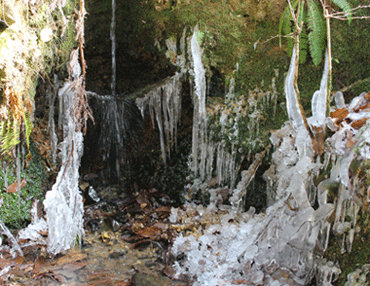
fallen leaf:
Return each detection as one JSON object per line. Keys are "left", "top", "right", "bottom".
{"left": 56, "top": 252, "right": 87, "bottom": 267}
{"left": 5, "top": 179, "right": 26, "bottom": 193}
{"left": 135, "top": 226, "right": 162, "bottom": 238}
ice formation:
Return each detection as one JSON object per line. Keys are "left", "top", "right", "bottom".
{"left": 284, "top": 45, "right": 306, "bottom": 131}
{"left": 136, "top": 73, "right": 183, "bottom": 164}
{"left": 43, "top": 81, "right": 85, "bottom": 255}
{"left": 171, "top": 46, "right": 369, "bottom": 285}
{"left": 191, "top": 26, "right": 206, "bottom": 119}
{"left": 190, "top": 26, "right": 208, "bottom": 178}
{"left": 308, "top": 50, "right": 328, "bottom": 128}
{"left": 189, "top": 27, "right": 240, "bottom": 187}
{"left": 135, "top": 29, "right": 187, "bottom": 164}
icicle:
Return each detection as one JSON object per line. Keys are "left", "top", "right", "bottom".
{"left": 334, "top": 91, "right": 346, "bottom": 109}
{"left": 191, "top": 26, "right": 206, "bottom": 118}
{"left": 0, "top": 219, "right": 23, "bottom": 257}
{"left": 190, "top": 26, "right": 207, "bottom": 177}
{"left": 309, "top": 50, "right": 329, "bottom": 128}
{"left": 284, "top": 45, "right": 305, "bottom": 131}
{"left": 135, "top": 74, "right": 183, "bottom": 164}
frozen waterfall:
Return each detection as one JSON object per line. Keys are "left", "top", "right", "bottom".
{"left": 43, "top": 81, "right": 85, "bottom": 255}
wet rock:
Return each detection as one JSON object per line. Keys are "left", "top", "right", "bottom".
{"left": 132, "top": 272, "right": 188, "bottom": 286}
{"left": 83, "top": 173, "right": 99, "bottom": 181}
{"left": 132, "top": 272, "right": 172, "bottom": 286}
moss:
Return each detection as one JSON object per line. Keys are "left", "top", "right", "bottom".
{"left": 325, "top": 210, "right": 370, "bottom": 285}
{"left": 0, "top": 140, "right": 47, "bottom": 229}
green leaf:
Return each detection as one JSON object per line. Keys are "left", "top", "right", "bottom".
{"left": 298, "top": 1, "right": 308, "bottom": 64}
{"left": 331, "top": 0, "right": 352, "bottom": 24}
{"left": 278, "top": 0, "right": 300, "bottom": 54}
{"left": 307, "top": 0, "right": 326, "bottom": 66}
{"left": 279, "top": 4, "right": 293, "bottom": 47}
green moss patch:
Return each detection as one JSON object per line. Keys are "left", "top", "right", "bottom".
{"left": 0, "top": 141, "right": 47, "bottom": 229}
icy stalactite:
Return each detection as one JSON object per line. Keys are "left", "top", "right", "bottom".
{"left": 43, "top": 82, "right": 84, "bottom": 255}
{"left": 135, "top": 29, "right": 187, "bottom": 164}
{"left": 0, "top": 219, "right": 23, "bottom": 257}
{"left": 191, "top": 26, "right": 206, "bottom": 118}
{"left": 315, "top": 259, "right": 341, "bottom": 286}
{"left": 284, "top": 45, "right": 305, "bottom": 131}
{"left": 136, "top": 73, "right": 183, "bottom": 164}
{"left": 189, "top": 27, "right": 240, "bottom": 187}
{"left": 190, "top": 26, "right": 207, "bottom": 178}
{"left": 344, "top": 264, "right": 370, "bottom": 285}
{"left": 308, "top": 50, "right": 329, "bottom": 128}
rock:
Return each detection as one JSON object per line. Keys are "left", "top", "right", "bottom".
{"left": 132, "top": 272, "right": 189, "bottom": 286}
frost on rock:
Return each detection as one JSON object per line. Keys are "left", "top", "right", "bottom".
{"left": 43, "top": 82, "right": 85, "bottom": 255}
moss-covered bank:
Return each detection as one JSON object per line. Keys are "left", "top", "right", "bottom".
{"left": 0, "top": 0, "right": 81, "bottom": 228}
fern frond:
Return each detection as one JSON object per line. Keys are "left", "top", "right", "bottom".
{"left": 331, "top": 0, "right": 352, "bottom": 24}
{"left": 9, "top": 117, "right": 20, "bottom": 149}
{"left": 298, "top": 1, "right": 308, "bottom": 64}
{"left": 307, "top": 0, "right": 326, "bottom": 66}
{"left": 279, "top": 0, "right": 300, "bottom": 54}
{"left": 1, "top": 117, "right": 20, "bottom": 155}
{"left": 279, "top": 3, "right": 293, "bottom": 47}
{"left": 299, "top": 25, "right": 309, "bottom": 64}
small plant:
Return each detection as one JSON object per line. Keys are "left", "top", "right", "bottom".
{"left": 279, "top": 0, "right": 352, "bottom": 66}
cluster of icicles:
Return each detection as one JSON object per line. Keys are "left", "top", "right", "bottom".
{"left": 169, "top": 44, "right": 370, "bottom": 285}
{"left": 136, "top": 27, "right": 242, "bottom": 188}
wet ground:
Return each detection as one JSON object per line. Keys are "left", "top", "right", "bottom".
{"left": 0, "top": 185, "right": 189, "bottom": 286}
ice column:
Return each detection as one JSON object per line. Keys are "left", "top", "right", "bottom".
{"left": 191, "top": 26, "right": 207, "bottom": 178}
{"left": 308, "top": 50, "right": 329, "bottom": 128}
{"left": 43, "top": 82, "right": 84, "bottom": 255}
{"left": 284, "top": 45, "right": 305, "bottom": 131}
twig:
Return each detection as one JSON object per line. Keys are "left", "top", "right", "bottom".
{"left": 1, "top": 0, "right": 9, "bottom": 27}
{"left": 260, "top": 33, "right": 294, "bottom": 45}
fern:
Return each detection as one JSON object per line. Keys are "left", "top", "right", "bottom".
{"left": 307, "top": 0, "right": 326, "bottom": 66}
{"left": 279, "top": 0, "right": 299, "bottom": 55}
{"left": 298, "top": 1, "right": 308, "bottom": 64}
{"left": 279, "top": 2, "right": 294, "bottom": 48}
{"left": 331, "top": 0, "right": 352, "bottom": 24}
{"left": 1, "top": 117, "right": 20, "bottom": 155}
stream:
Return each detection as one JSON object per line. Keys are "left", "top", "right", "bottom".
{"left": 0, "top": 185, "right": 189, "bottom": 286}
